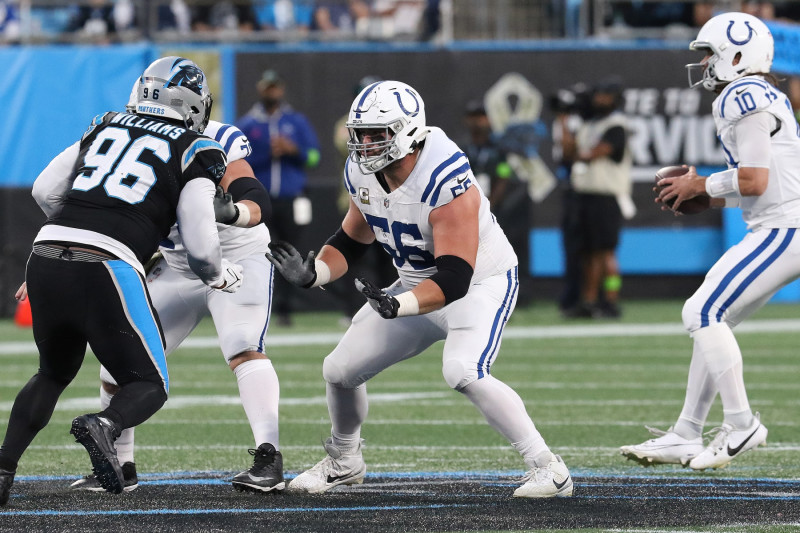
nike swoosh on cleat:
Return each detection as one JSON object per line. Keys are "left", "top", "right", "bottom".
{"left": 553, "top": 476, "right": 570, "bottom": 490}
{"left": 727, "top": 426, "right": 761, "bottom": 456}
{"left": 326, "top": 474, "right": 350, "bottom": 484}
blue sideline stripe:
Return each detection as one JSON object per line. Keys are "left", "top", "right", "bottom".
{"left": 0, "top": 504, "right": 473, "bottom": 517}
{"left": 107, "top": 261, "right": 169, "bottom": 392}
{"left": 16, "top": 471, "right": 800, "bottom": 483}
{"left": 579, "top": 495, "right": 800, "bottom": 501}
{"left": 714, "top": 228, "right": 795, "bottom": 323}
{"left": 700, "top": 228, "right": 778, "bottom": 328}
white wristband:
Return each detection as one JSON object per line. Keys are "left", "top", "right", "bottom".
{"left": 231, "top": 202, "right": 251, "bottom": 227}
{"left": 394, "top": 291, "right": 420, "bottom": 317}
{"left": 310, "top": 259, "right": 331, "bottom": 288}
{"left": 705, "top": 168, "right": 740, "bottom": 198}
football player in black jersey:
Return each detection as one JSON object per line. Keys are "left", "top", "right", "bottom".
{"left": 0, "top": 57, "right": 242, "bottom": 504}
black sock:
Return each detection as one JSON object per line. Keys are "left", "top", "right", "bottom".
{"left": 0, "top": 372, "right": 69, "bottom": 470}
{"left": 104, "top": 381, "right": 167, "bottom": 430}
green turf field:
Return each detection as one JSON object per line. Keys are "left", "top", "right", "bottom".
{"left": 1, "top": 299, "right": 799, "bottom": 482}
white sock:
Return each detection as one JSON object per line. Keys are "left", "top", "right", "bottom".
{"left": 101, "top": 385, "right": 135, "bottom": 464}
{"left": 460, "top": 376, "right": 550, "bottom": 468}
{"left": 327, "top": 382, "right": 367, "bottom": 452}
{"left": 674, "top": 347, "right": 717, "bottom": 440}
{"left": 693, "top": 324, "right": 752, "bottom": 427}
{"left": 234, "top": 358, "right": 280, "bottom": 449}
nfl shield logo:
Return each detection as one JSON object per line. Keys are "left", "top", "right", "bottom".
{"left": 383, "top": 198, "right": 390, "bottom": 208}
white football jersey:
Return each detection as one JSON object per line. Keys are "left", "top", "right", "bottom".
{"left": 161, "top": 120, "right": 271, "bottom": 276}
{"left": 343, "top": 127, "right": 517, "bottom": 288}
{"left": 713, "top": 76, "right": 800, "bottom": 229}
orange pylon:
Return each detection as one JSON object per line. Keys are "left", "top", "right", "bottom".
{"left": 14, "top": 296, "right": 32, "bottom": 328}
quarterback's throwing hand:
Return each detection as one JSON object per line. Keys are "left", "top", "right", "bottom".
{"left": 355, "top": 277, "right": 399, "bottom": 319}
{"left": 266, "top": 241, "right": 317, "bottom": 288}
{"left": 216, "top": 259, "right": 244, "bottom": 293}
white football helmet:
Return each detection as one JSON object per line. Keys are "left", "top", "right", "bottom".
{"left": 134, "top": 56, "right": 213, "bottom": 132}
{"left": 125, "top": 79, "right": 137, "bottom": 113}
{"left": 687, "top": 12, "right": 773, "bottom": 91}
{"left": 346, "top": 81, "right": 430, "bottom": 173}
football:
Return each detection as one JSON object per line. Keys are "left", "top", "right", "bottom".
{"left": 654, "top": 165, "right": 710, "bottom": 215}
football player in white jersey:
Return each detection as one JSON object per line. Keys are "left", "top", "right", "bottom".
{"left": 268, "top": 81, "right": 572, "bottom": 498}
{"left": 69, "top": 77, "right": 284, "bottom": 493}
{"left": 620, "top": 12, "right": 800, "bottom": 470}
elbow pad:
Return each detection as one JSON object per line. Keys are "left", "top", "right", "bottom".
{"left": 429, "top": 255, "right": 474, "bottom": 305}
{"left": 324, "top": 227, "right": 371, "bottom": 266}
{"left": 227, "top": 177, "right": 272, "bottom": 223}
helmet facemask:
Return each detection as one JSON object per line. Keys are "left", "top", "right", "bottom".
{"left": 347, "top": 119, "right": 408, "bottom": 173}
{"left": 686, "top": 46, "right": 717, "bottom": 90}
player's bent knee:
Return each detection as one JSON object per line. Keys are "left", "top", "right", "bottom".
{"left": 322, "top": 355, "right": 363, "bottom": 388}
{"left": 681, "top": 297, "right": 704, "bottom": 332}
{"left": 442, "top": 359, "right": 477, "bottom": 390}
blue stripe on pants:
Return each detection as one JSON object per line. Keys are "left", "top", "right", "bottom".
{"left": 107, "top": 260, "right": 169, "bottom": 393}
{"left": 700, "top": 228, "right": 778, "bottom": 328}
{"left": 477, "top": 267, "right": 518, "bottom": 379}
{"left": 714, "top": 228, "right": 796, "bottom": 323}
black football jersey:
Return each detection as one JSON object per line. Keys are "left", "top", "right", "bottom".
{"left": 49, "top": 112, "right": 227, "bottom": 263}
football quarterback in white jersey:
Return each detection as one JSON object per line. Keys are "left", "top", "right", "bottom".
{"left": 70, "top": 77, "right": 284, "bottom": 493}
{"left": 268, "top": 80, "right": 572, "bottom": 498}
{"left": 621, "top": 12, "right": 800, "bottom": 470}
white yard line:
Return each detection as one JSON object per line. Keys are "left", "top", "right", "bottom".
{"left": 3, "top": 318, "right": 800, "bottom": 356}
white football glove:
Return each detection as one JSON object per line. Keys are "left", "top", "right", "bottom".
{"left": 215, "top": 259, "right": 244, "bottom": 293}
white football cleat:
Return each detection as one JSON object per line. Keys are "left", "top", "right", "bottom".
{"left": 287, "top": 438, "right": 366, "bottom": 494}
{"left": 513, "top": 454, "right": 573, "bottom": 498}
{"left": 620, "top": 426, "right": 704, "bottom": 466}
{"left": 689, "top": 413, "right": 768, "bottom": 471}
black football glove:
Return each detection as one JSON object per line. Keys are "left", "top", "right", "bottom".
{"left": 355, "top": 277, "right": 399, "bottom": 319}
{"left": 213, "top": 186, "right": 239, "bottom": 224}
{"left": 266, "top": 240, "right": 317, "bottom": 288}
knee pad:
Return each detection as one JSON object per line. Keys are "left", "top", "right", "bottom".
{"left": 682, "top": 294, "right": 705, "bottom": 333}
{"left": 323, "top": 355, "right": 362, "bottom": 388}
{"left": 442, "top": 358, "right": 478, "bottom": 390}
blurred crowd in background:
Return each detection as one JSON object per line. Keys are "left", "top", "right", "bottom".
{"left": 2, "top": 0, "right": 800, "bottom": 45}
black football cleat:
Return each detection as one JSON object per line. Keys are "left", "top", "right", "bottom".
{"left": 71, "top": 462, "right": 139, "bottom": 492}
{"left": 232, "top": 443, "right": 285, "bottom": 493}
{"left": 0, "top": 468, "right": 14, "bottom": 506}
{"left": 70, "top": 414, "right": 124, "bottom": 494}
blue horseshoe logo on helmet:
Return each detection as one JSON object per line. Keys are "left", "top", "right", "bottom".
{"left": 727, "top": 20, "right": 754, "bottom": 45}
{"left": 394, "top": 89, "right": 420, "bottom": 117}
